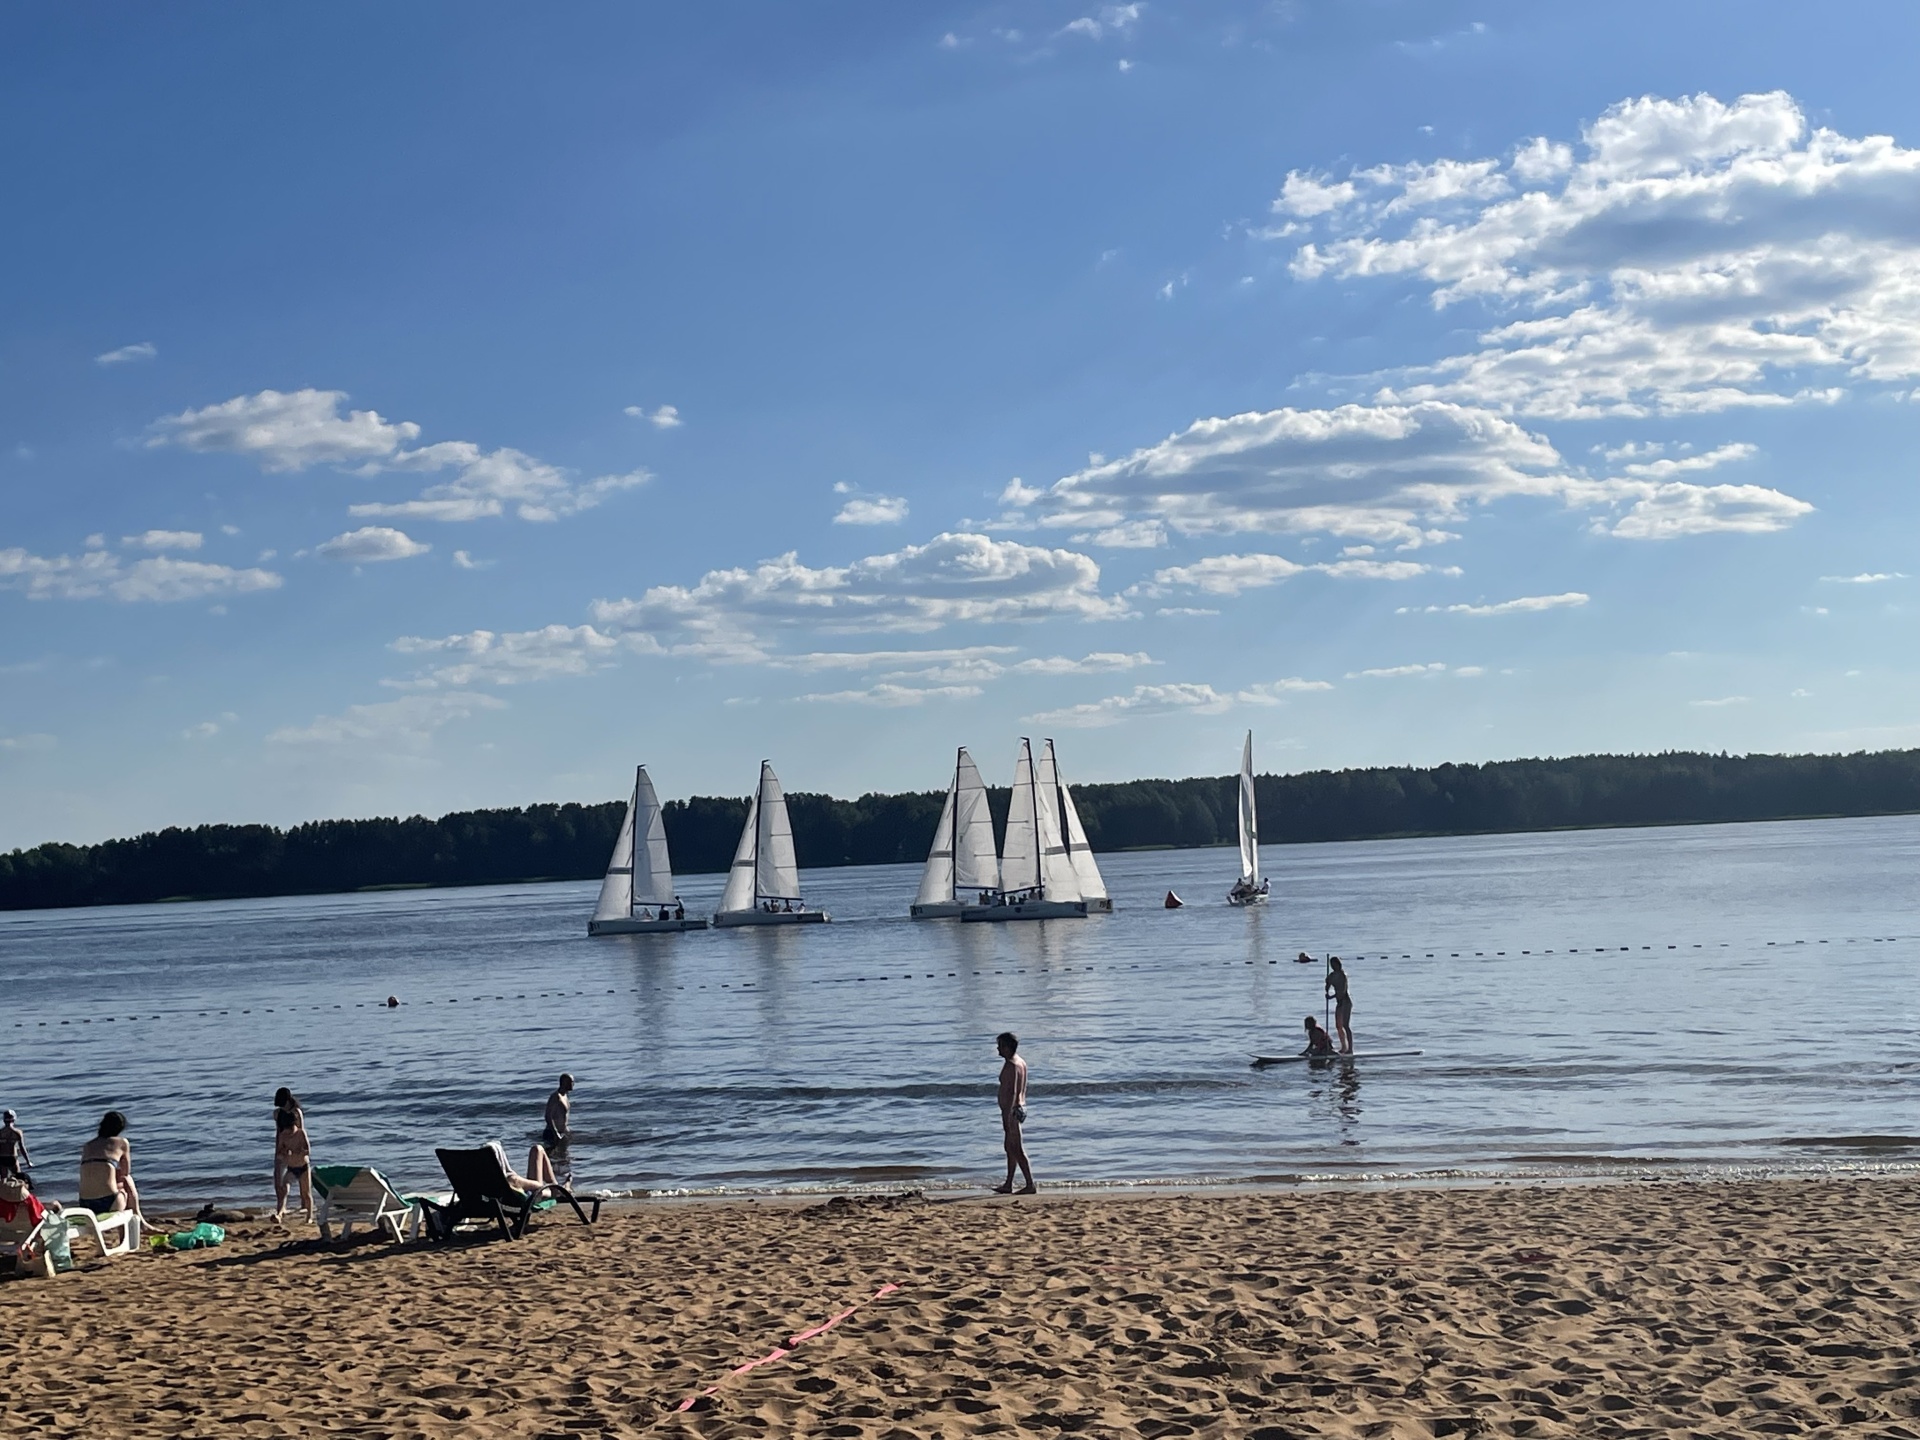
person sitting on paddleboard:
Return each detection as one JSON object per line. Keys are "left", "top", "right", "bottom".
{"left": 1302, "top": 1016, "right": 1334, "bottom": 1056}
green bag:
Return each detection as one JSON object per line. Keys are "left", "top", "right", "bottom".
{"left": 167, "top": 1221, "right": 225, "bottom": 1250}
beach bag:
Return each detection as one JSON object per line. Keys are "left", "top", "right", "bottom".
{"left": 167, "top": 1221, "right": 226, "bottom": 1250}
{"left": 37, "top": 1213, "right": 75, "bottom": 1275}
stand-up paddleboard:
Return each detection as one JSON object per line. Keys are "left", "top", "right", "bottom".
{"left": 1250, "top": 1049, "right": 1423, "bottom": 1066}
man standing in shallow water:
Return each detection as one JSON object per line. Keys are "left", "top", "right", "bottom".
{"left": 994, "top": 1032, "right": 1035, "bottom": 1195}
{"left": 543, "top": 1074, "right": 573, "bottom": 1151}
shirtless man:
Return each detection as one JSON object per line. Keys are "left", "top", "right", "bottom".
{"left": 0, "top": 1109, "right": 31, "bottom": 1185}
{"left": 994, "top": 1032, "right": 1035, "bottom": 1195}
{"left": 542, "top": 1073, "right": 574, "bottom": 1151}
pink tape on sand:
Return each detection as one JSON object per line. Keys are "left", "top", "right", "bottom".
{"left": 675, "top": 1283, "right": 901, "bottom": 1412}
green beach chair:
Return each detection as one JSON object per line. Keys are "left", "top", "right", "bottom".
{"left": 313, "top": 1165, "right": 443, "bottom": 1243}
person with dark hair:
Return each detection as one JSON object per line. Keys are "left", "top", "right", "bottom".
{"left": 0, "top": 1109, "right": 31, "bottom": 1186}
{"left": 993, "top": 1032, "right": 1035, "bottom": 1195}
{"left": 1326, "top": 957, "right": 1354, "bottom": 1054}
{"left": 542, "top": 1074, "right": 574, "bottom": 1151}
{"left": 1302, "top": 1015, "right": 1335, "bottom": 1056}
{"left": 78, "top": 1110, "right": 140, "bottom": 1217}
{"left": 273, "top": 1107, "right": 313, "bottom": 1223}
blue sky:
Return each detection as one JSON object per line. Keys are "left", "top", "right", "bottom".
{"left": 5, "top": 1, "right": 1920, "bottom": 848}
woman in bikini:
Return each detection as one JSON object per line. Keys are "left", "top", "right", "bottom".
{"left": 77, "top": 1110, "right": 141, "bottom": 1217}
{"left": 274, "top": 1106, "right": 313, "bottom": 1222}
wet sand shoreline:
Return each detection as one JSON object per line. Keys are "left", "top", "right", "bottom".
{"left": 8, "top": 1175, "right": 1919, "bottom": 1437}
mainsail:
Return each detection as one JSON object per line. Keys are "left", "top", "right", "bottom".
{"left": 632, "top": 765, "right": 677, "bottom": 906}
{"left": 754, "top": 760, "right": 802, "bottom": 901}
{"left": 1001, "top": 739, "right": 1040, "bottom": 892}
{"left": 718, "top": 785, "right": 761, "bottom": 914}
{"left": 1031, "top": 740, "right": 1083, "bottom": 902}
{"left": 952, "top": 747, "right": 999, "bottom": 891}
{"left": 590, "top": 769, "right": 640, "bottom": 923}
{"left": 1237, "top": 731, "right": 1259, "bottom": 885}
{"left": 1047, "top": 739, "right": 1108, "bottom": 906}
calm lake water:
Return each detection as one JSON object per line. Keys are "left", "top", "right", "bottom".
{"left": 4, "top": 815, "right": 1918, "bottom": 1206}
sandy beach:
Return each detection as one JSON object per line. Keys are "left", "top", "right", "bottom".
{"left": 5, "top": 1176, "right": 1918, "bottom": 1438}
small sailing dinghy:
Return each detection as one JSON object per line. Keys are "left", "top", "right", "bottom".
{"left": 1045, "top": 738, "right": 1112, "bottom": 913}
{"left": 712, "top": 760, "right": 831, "bottom": 927}
{"left": 588, "top": 766, "right": 708, "bottom": 934}
{"left": 910, "top": 746, "right": 1000, "bottom": 918}
{"left": 1227, "top": 730, "right": 1270, "bottom": 907}
{"left": 963, "top": 738, "right": 1086, "bottom": 922}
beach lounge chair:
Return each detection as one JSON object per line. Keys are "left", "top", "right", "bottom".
{"left": 415, "top": 1146, "right": 600, "bottom": 1242}
{"left": 0, "top": 1203, "right": 138, "bottom": 1276}
{"left": 313, "top": 1165, "right": 443, "bottom": 1243}
{"left": 53, "top": 1206, "right": 141, "bottom": 1259}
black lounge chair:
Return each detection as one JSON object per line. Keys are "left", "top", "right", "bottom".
{"left": 415, "top": 1145, "right": 600, "bottom": 1242}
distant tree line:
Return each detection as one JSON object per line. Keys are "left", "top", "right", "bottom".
{"left": 4, "top": 748, "right": 1919, "bottom": 912}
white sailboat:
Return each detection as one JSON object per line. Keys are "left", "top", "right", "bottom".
{"left": 1045, "top": 738, "right": 1112, "bottom": 914}
{"left": 712, "top": 760, "right": 831, "bottom": 927}
{"left": 1227, "top": 730, "right": 1270, "bottom": 906}
{"left": 962, "top": 738, "right": 1086, "bottom": 922}
{"left": 910, "top": 746, "right": 1000, "bottom": 918}
{"left": 588, "top": 765, "right": 708, "bottom": 933}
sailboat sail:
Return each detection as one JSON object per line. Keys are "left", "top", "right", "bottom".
{"left": 590, "top": 771, "right": 639, "bottom": 922}
{"left": 1032, "top": 742, "right": 1083, "bottom": 902}
{"left": 1001, "top": 740, "right": 1040, "bottom": 891}
{"left": 755, "top": 761, "right": 802, "bottom": 901}
{"left": 914, "top": 772, "right": 958, "bottom": 908}
{"left": 718, "top": 786, "right": 761, "bottom": 914}
{"left": 1047, "top": 740, "right": 1108, "bottom": 905}
{"left": 1238, "top": 731, "right": 1259, "bottom": 884}
{"left": 952, "top": 747, "right": 999, "bottom": 892}
{"left": 632, "top": 765, "right": 677, "bottom": 905}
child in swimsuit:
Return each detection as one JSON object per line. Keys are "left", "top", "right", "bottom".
{"left": 274, "top": 1107, "right": 313, "bottom": 1222}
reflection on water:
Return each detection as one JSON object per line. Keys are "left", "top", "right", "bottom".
{"left": 1, "top": 814, "right": 1917, "bottom": 1204}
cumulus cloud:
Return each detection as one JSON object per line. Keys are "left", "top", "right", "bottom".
{"left": 1604, "top": 482, "right": 1812, "bottom": 539}
{"left": 1821, "top": 571, "right": 1906, "bottom": 583}
{"left": 796, "top": 683, "right": 984, "bottom": 707}
{"left": 151, "top": 388, "right": 648, "bottom": 522}
{"left": 316, "top": 526, "right": 431, "bottom": 563}
{"left": 389, "top": 624, "right": 641, "bottom": 689}
{"left": 588, "top": 532, "right": 1127, "bottom": 661}
{"left": 95, "top": 341, "right": 156, "bottom": 366}
{"left": 1401, "top": 591, "right": 1590, "bottom": 616}
{"left": 1027, "top": 681, "right": 1233, "bottom": 728}
{"left": 769, "top": 646, "right": 1020, "bottom": 673}
{"left": 268, "top": 691, "right": 506, "bottom": 746}
{"left": 1074, "top": 520, "right": 1166, "bottom": 549}
{"left": 1138, "top": 550, "right": 1440, "bottom": 598}
{"left": 1346, "top": 661, "right": 1450, "bottom": 678}
{"left": 1281, "top": 91, "right": 1920, "bottom": 420}
{"left": 1011, "top": 651, "right": 1155, "bottom": 675}
{"left": 834, "top": 495, "right": 910, "bottom": 525}
{"left": 625, "top": 404, "right": 682, "bottom": 429}
{"left": 0, "top": 543, "right": 282, "bottom": 603}
{"left": 1239, "top": 677, "right": 1335, "bottom": 702}
{"left": 121, "top": 529, "right": 203, "bottom": 552}
{"left": 1059, "top": 4, "right": 1143, "bottom": 40}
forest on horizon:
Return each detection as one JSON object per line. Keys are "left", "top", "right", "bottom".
{"left": 4, "top": 747, "right": 1918, "bottom": 912}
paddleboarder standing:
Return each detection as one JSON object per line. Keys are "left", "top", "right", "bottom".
{"left": 1326, "top": 957, "right": 1354, "bottom": 1054}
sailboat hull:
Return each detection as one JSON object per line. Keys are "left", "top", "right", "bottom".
{"left": 588, "top": 916, "right": 710, "bottom": 934}
{"left": 961, "top": 898, "right": 1087, "bottom": 922}
{"left": 1227, "top": 880, "right": 1270, "bottom": 908}
{"left": 910, "top": 900, "right": 974, "bottom": 919}
{"left": 1080, "top": 896, "right": 1113, "bottom": 914}
{"left": 713, "top": 908, "right": 830, "bottom": 928}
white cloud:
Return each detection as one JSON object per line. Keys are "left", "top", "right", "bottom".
{"left": 1238, "top": 677, "right": 1336, "bottom": 704}
{"left": 1689, "top": 695, "right": 1751, "bottom": 707}
{"left": 796, "top": 683, "right": 984, "bottom": 707}
{"left": 1614, "top": 442, "right": 1757, "bottom": 479}
{"left": 95, "top": 341, "right": 157, "bottom": 366}
{"left": 1027, "top": 681, "right": 1233, "bottom": 728}
{"left": 1075, "top": 520, "right": 1167, "bottom": 549}
{"left": 0, "top": 544, "right": 282, "bottom": 603}
{"left": 389, "top": 624, "right": 636, "bottom": 688}
{"left": 1138, "top": 550, "right": 1439, "bottom": 598}
{"left": 1604, "top": 482, "right": 1812, "bottom": 539}
{"left": 1157, "top": 606, "right": 1218, "bottom": 616}
{"left": 1402, "top": 591, "right": 1590, "bottom": 616}
{"left": 834, "top": 495, "right": 910, "bottom": 526}
{"left": 182, "top": 720, "right": 221, "bottom": 740}
{"left": 317, "top": 526, "right": 431, "bottom": 563}
{"left": 1347, "top": 661, "right": 1449, "bottom": 678}
{"left": 588, "top": 533, "right": 1127, "bottom": 661}
{"left": 1012, "top": 651, "right": 1155, "bottom": 676}
{"left": 625, "top": 404, "right": 682, "bottom": 429}
{"left": 1821, "top": 571, "right": 1906, "bottom": 583}
{"left": 152, "top": 388, "right": 647, "bottom": 522}
{"left": 770, "top": 645, "right": 1019, "bottom": 673}
{"left": 1283, "top": 91, "right": 1920, "bottom": 420}
{"left": 121, "top": 529, "right": 203, "bottom": 552}
{"left": 1059, "top": 4, "right": 1142, "bottom": 41}
{"left": 451, "top": 549, "right": 493, "bottom": 570}
{"left": 268, "top": 691, "right": 506, "bottom": 746}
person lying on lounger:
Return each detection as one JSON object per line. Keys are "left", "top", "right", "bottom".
{"left": 488, "top": 1140, "right": 565, "bottom": 1195}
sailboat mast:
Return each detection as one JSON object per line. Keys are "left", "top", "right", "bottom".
{"left": 950, "top": 746, "right": 962, "bottom": 903}
{"left": 1027, "top": 738, "right": 1041, "bottom": 892}
{"left": 752, "top": 762, "right": 764, "bottom": 905}
{"left": 629, "top": 766, "right": 642, "bottom": 917}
